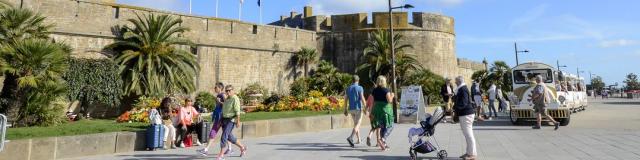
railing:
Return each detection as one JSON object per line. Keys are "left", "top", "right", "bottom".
{"left": 0, "top": 114, "right": 7, "bottom": 152}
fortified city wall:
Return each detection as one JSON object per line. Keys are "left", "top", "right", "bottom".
{"left": 277, "top": 7, "right": 485, "bottom": 83}
{"left": 4, "top": 0, "right": 484, "bottom": 94}
{"left": 5, "top": 0, "right": 318, "bottom": 93}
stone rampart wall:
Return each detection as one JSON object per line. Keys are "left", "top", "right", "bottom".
{"left": 4, "top": 0, "right": 317, "bottom": 93}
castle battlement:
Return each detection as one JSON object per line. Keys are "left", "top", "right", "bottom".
{"left": 273, "top": 6, "right": 454, "bottom": 35}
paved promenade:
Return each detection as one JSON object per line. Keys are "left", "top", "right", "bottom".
{"left": 68, "top": 98, "right": 640, "bottom": 160}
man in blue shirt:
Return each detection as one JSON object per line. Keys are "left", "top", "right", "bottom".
{"left": 344, "top": 75, "right": 366, "bottom": 148}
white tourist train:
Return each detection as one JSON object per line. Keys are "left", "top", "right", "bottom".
{"left": 508, "top": 62, "right": 588, "bottom": 126}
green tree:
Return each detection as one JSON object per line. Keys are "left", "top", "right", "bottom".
{"left": 0, "top": 39, "right": 70, "bottom": 126}
{"left": 624, "top": 73, "right": 640, "bottom": 90}
{"left": 489, "top": 61, "right": 512, "bottom": 91}
{"left": 293, "top": 47, "right": 318, "bottom": 78}
{"left": 405, "top": 69, "right": 445, "bottom": 104}
{"left": 106, "top": 14, "right": 199, "bottom": 98}
{"left": 306, "top": 60, "right": 353, "bottom": 95}
{"left": 0, "top": 0, "right": 12, "bottom": 9}
{"left": 195, "top": 91, "right": 216, "bottom": 111}
{"left": 63, "top": 59, "right": 123, "bottom": 115}
{"left": 0, "top": 7, "right": 52, "bottom": 43}
{"left": 591, "top": 76, "right": 605, "bottom": 93}
{"left": 0, "top": 7, "right": 56, "bottom": 122}
{"left": 471, "top": 70, "right": 490, "bottom": 90}
{"left": 357, "top": 29, "right": 420, "bottom": 86}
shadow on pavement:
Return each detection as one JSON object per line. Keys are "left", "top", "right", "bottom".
{"left": 260, "top": 142, "right": 375, "bottom": 152}
{"left": 118, "top": 154, "right": 206, "bottom": 160}
{"left": 341, "top": 155, "right": 462, "bottom": 160}
{"left": 473, "top": 128, "right": 525, "bottom": 131}
{"left": 603, "top": 101, "right": 640, "bottom": 105}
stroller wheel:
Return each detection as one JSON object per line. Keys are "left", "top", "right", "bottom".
{"left": 409, "top": 149, "right": 417, "bottom": 160}
{"left": 437, "top": 150, "right": 447, "bottom": 160}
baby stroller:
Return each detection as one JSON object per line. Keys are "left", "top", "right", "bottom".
{"left": 408, "top": 107, "right": 447, "bottom": 160}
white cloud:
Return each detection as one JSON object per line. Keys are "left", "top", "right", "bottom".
{"left": 463, "top": 7, "right": 608, "bottom": 45}
{"left": 599, "top": 39, "right": 640, "bottom": 48}
{"left": 308, "top": 0, "right": 398, "bottom": 16}
{"left": 509, "top": 4, "right": 548, "bottom": 30}
{"left": 459, "top": 33, "right": 581, "bottom": 44}
{"left": 307, "top": 0, "right": 466, "bottom": 16}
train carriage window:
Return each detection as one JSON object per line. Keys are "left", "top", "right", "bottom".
{"left": 513, "top": 69, "right": 553, "bottom": 84}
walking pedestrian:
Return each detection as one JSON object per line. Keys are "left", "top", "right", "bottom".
{"left": 344, "top": 75, "right": 366, "bottom": 148}
{"left": 440, "top": 78, "right": 455, "bottom": 122}
{"left": 371, "top": 76, "right": 394, "bottom": 151}
{"left": 453, "top": 76, "right": 477, "bottom": 160}
{"left": 215, "top": 85, "right": 247, "bottom": 160}
{"left": 365, "top": 84, "right": 379, "bottom": 147}
{"left": 496, "top": 86, "right": 505, "bottom": 113}
{"left": 471, "top": 80, "right": 485, "bottom": 121}
{"left": 487, "top": 83, "right": 498, "bottom": 118}
{"left": 197, "top": 82, "right": 232, "bottom": 156}
{"left": 532, "top": 75, "right": 560, "bottom": 130}
{"left": 176, "top": 99, "right": 199, "bottom": 148}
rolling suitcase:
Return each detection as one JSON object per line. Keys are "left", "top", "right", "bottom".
{"left": 146, "top": 124, "right": 165, "bottom": 150}
{"left": 198, "top": 122, "right": 212, "bottom": 143}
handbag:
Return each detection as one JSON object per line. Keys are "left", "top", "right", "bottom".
{"left": 184, "top": 134, "right": 193, "bottom": 147}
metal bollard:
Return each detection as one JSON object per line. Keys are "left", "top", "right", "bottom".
{"left": 1, "top": 114, "right": 6, "bottom": 152}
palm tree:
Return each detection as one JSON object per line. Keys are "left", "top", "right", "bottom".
{"left": 106, "top": 14, "right": 199, "bottom": 98}
{"left": 293, "top": 47, "right": 318, "bottom": 78}
{"left": 0, "top": 39, "right": 70, "bottom": 125}
{"left": 356, "top": 29, "right": 420, "bottom": 85}
{"left": 471, "top": 70, "right": 490, "bottom": 90}
{"left": 489, "top": 61, "right": 512, "bottom": 91}
{"left": 0, "top": 7, "right": 52, "bottom": 44}
{"left": 0, "top": 7, "right": 54, "bottom": 120}
{"left": 0, "top": 0, "right": 11, "bottom": 9}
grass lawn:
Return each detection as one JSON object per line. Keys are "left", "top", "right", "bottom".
{"left": 6, "top": 111, "right": 338, "bottom": 140}
{"left": 6, "top": 119, "right": 148, "bottom": 140}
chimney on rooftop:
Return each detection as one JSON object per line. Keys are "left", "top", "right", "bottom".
{"left": 280, "top": 15, "right": 287, "bottom": 26}
{"left": 304, "top": 6, "right": 313, "bottom": 18}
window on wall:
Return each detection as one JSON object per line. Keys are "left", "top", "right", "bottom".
{"left": 113, "top": 7, "right": 120, "bottom": 19}
{"left": 252, "top": 25, "right": 258, "bottom": 34}
{"left": 190, "top": 46, "right": 198, "bottom": 55}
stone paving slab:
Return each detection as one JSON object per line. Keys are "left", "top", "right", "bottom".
{"left": 64, "top": 98, "right": 640, "bottom": 160}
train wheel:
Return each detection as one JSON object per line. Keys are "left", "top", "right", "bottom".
{"left": 438, "top": 150, "right": 448, "bottom": 160}
{"left": 510, "top": 110, "right": 520, "bottom": 125}
{"left": 409, "top": 149, "right": 416, "bottom": 160}
{"left": 559, "top": 116, "right": 571, "bottom": 126}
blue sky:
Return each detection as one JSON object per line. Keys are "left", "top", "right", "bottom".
{"left": 117, "top": 0, "right": 640, "bottom": 86}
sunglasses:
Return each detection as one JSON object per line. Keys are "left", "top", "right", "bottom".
{"left": 225, "top": 90, "right": 232, "bottom": 92}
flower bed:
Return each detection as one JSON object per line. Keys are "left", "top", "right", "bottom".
{"left": 254, "top": 95, "right": 345, "bottom": 112}
{"left": 117, "top": 96, "right": 162, "bottom": 123}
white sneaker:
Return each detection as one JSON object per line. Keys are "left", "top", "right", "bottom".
{"left": 179, "top": 143, "right": 185, "bottom": 148}
{"left": 224, "top": 148, "right": 235, "bottom": 155}
{"left": 196, "top": 149, "right": 208, "bottom": 156}
{"left": 196, "top": 141, "right": 202, "bottom": 146}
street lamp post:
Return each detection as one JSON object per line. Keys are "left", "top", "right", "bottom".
{"left": 577, "top": 67, "right": 584, "bottom": 79}
{"left": 514, "top": 42, "right": 529, "bottom": 65}
{"left": 388, "top": 0, "right": 413, "bottom": 123}
{"left": 556, "top": 60, "right": 567, "bottom": 71}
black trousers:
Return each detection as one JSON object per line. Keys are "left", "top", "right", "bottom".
{"left": 175, "top": 123, "right": 200, "bottom": 145}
